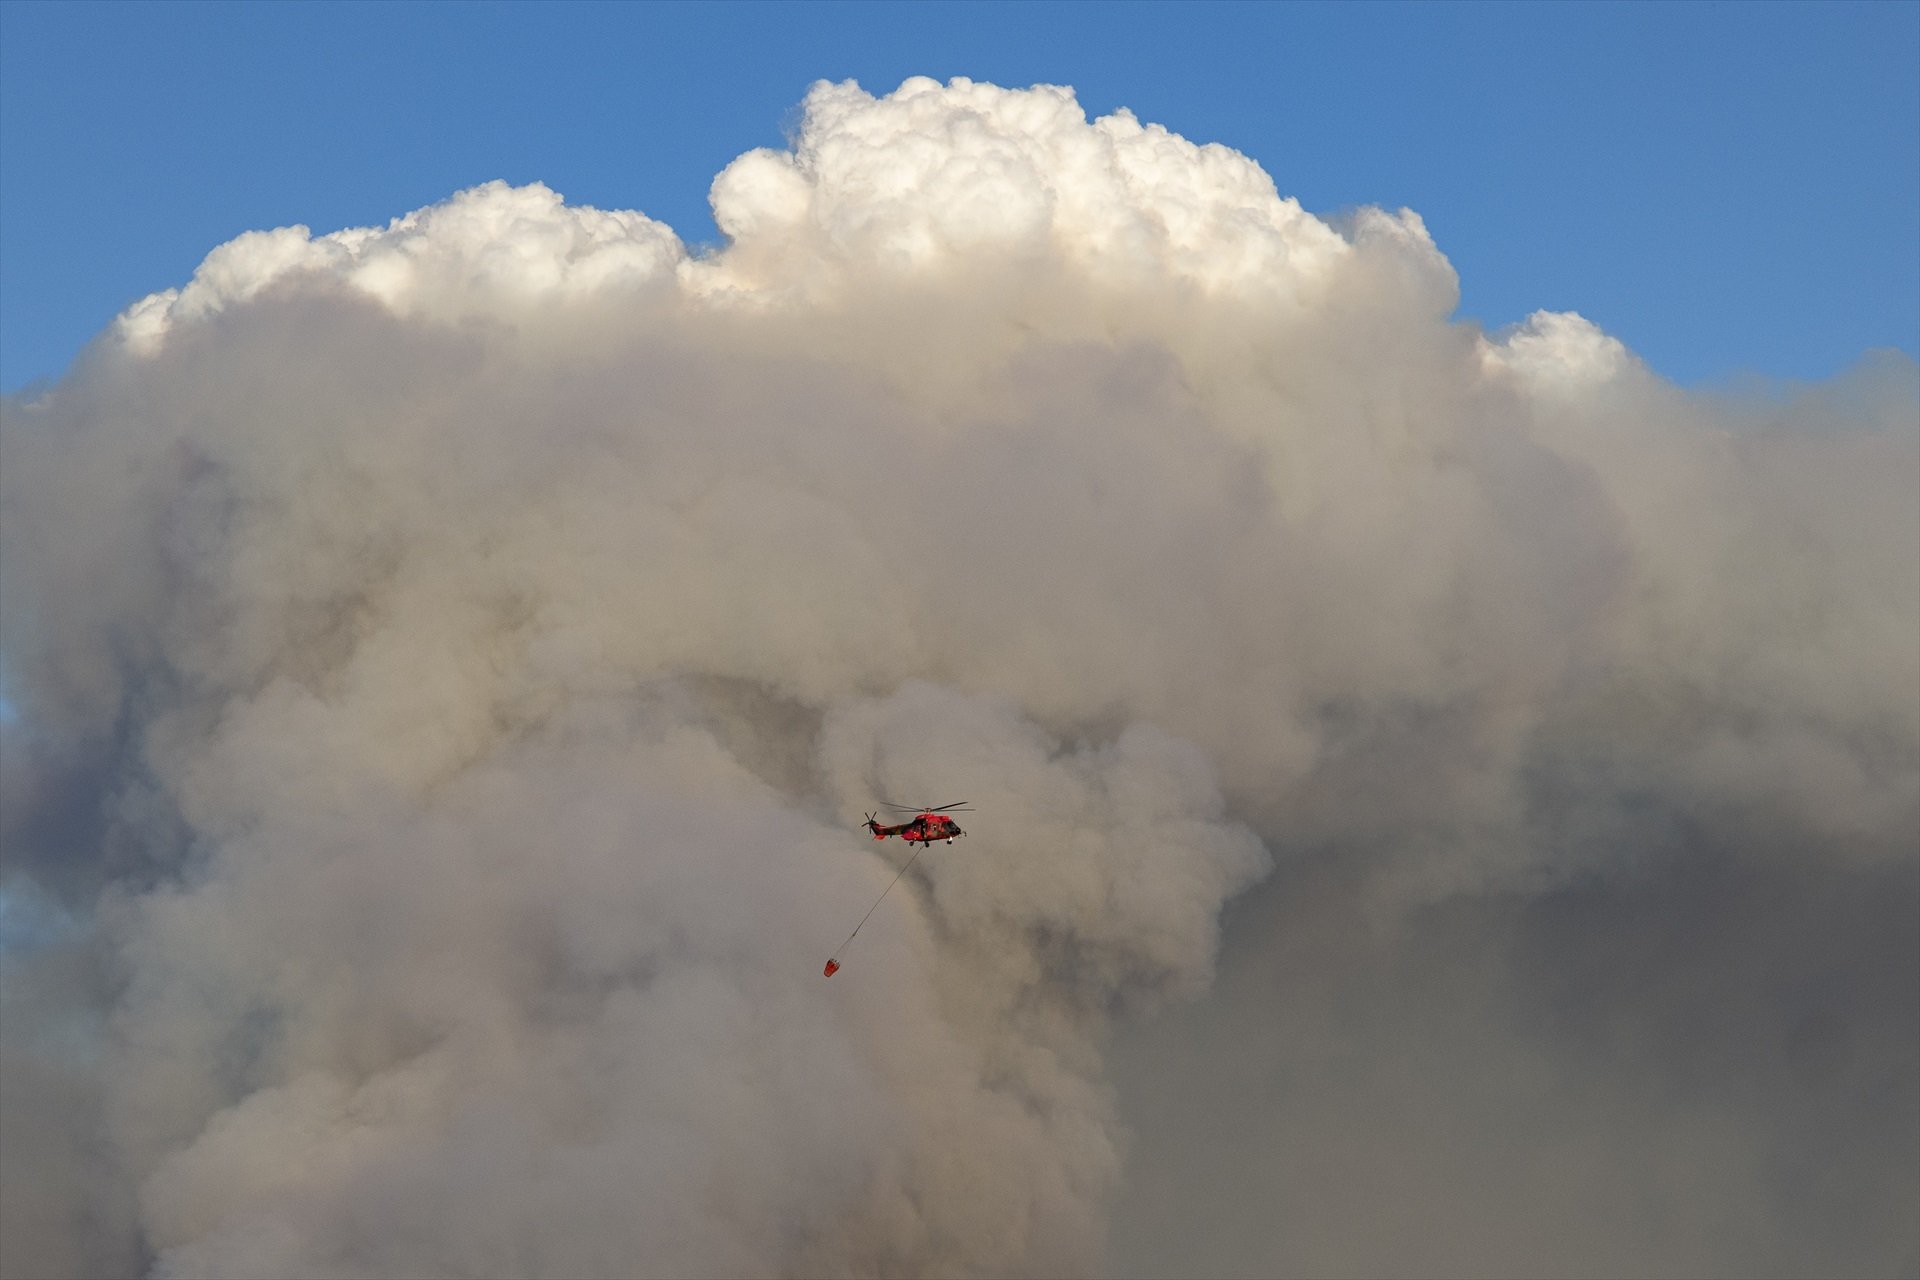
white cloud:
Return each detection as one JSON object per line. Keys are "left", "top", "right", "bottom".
{"left": 4, "top": 76, "right": 1915, "bottom": 1279}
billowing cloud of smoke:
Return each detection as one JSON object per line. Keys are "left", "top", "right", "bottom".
{"left": 2, "top": 76, "right": 1914, "bottom": 1279}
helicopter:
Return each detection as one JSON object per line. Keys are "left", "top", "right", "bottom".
{"left": 826, "top": 801, "right": 974, "bottom": 976}
{"left": 863, "top": 802, "right": 971, "bottom": 847}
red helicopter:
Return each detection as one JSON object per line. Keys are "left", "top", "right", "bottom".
{"left": 863, "top": 802, "right": 971, "bottom": 847}
{"left": 825, "top": 802, "right": 972, "bottom": 977}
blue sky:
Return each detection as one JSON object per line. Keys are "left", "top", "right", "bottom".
{"left": 1, "top": 0, "right": 1915, "bottom": 392}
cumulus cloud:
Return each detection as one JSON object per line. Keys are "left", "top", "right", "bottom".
{"left": 2, "top": 76, "right": 1915, "bottom": 1278}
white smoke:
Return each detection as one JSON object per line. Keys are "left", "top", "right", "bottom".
{"left": 2, "top": 76, "right": 1915, "bottom": 1279}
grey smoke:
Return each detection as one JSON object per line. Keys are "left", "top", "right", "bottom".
{"left": 2, "top": 77, "right": 1915, "bottom": 1278}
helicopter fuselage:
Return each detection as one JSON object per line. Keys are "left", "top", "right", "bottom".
{"left": 866, "top": 813, "right": 965, "bottom": 846}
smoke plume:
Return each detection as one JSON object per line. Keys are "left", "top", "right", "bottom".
{"left": 2, "top": 77, "right": 1915, "bottom": 1278}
